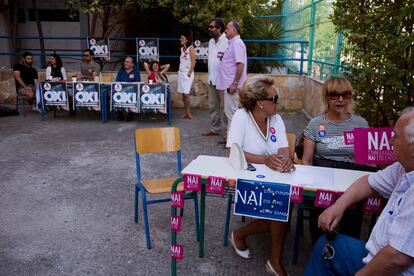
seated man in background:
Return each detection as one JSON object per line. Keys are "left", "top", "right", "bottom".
{"left": 305, "top": 107, "right": 414, "bottom": 275}
{"left": 13, "top": 51, "right": 38, "bottom": 109}
{"left": 77, "top": 49, "right": 99, "bottom": 80}
{"left": 115, "top": 56, "right": 141, "bottom": 121}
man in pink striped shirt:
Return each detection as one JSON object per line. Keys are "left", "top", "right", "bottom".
{"left": 216, "top": 20, "right": 247, "bottom": 143}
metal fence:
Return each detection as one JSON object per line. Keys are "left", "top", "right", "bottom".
{"left": 281, "top": 0, "right": 346, "bottom": 80}
{"left": 0, "top": 36, "right": 308, "bottom": 75}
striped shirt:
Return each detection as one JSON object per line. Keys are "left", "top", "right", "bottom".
{"left": 303, "top": 114, "right": 368, "bottom": 162}
{"left": 364, "top": 162, "right": 414, "bottom": 274}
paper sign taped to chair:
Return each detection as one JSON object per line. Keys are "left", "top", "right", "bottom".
{"left": 170, "top": 215, "right": 182, "bottom": 232}
{"left": 171, "top": 244, "right": 184, "bottom": 260}
{"left": 171, "top": 192, "right": 184, "bottom": 208}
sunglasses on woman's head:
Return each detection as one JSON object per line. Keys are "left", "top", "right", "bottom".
{"left": 264, "top": 94, "right": 279, "bottom": 103}
{"left": 208, "top": 25, "right": 217, "bottom": 29}
{"left": 328, "top": 90, "right": 352, "bottom": 100}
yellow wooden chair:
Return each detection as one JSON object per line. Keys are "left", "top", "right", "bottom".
{"left": 134, "top": 127, "right": 199, "bottom": 249}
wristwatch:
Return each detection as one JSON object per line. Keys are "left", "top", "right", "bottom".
{"left": 232, "top": 81, "right": 238, "bottom": 86}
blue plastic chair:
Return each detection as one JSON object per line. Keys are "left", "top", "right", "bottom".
{"left": 133, "top": 127, "right": 200, "bottom": 249}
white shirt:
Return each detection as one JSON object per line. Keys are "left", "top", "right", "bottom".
{"left": 208, "top": 33, "right": 229, "bottom": 86}
{"left": 364, "top": 162, "right": 414, "bottom": 275}
{"left": 45, "top": 66, "right": 67, "bottom": 81}
{"left": 179, "top": 46, "right": 194, "bottom": 73}
{"left": 226, "top": 109, "right": 289, "bottom": 156}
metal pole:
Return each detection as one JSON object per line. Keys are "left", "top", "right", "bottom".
{"left": 334, "top": 32, "right": 343, "bottom": 76}
{"left": 307, "top": 0, "right": 316, "bottom": 75}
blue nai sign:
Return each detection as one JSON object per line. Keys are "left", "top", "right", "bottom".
{"left": 234, "top": 178, "right": 291, "bottom": 222}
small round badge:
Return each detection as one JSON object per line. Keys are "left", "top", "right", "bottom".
{"left": 269, "top": 127, "right": 276, "bottom": 134}
{"left": 270, "top": 135, "right": 277, "bottom": 142}
{"left": 319, "top": 131, "right": 326, "bottom": 137}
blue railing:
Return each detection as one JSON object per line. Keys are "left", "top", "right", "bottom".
{"left": 0, "top": 36, "right": 309, "bottom": 75}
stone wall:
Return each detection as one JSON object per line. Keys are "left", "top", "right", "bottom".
{"left": 0, "top": 69, "right": 325, "bottom": 116}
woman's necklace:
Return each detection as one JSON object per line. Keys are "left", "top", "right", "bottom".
{"left": 248, "top": 111, "right": 269, "bottom": 141}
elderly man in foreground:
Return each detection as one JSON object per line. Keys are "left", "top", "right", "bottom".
{"left": 305, "top": 107, "right": 414, "bottom": 275}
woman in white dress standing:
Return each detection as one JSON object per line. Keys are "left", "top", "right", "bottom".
{"left": 177, "top": 32, "right": 196, "bottom": 119}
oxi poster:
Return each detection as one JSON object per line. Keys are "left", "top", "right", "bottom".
{"left": 353, "top": 128, "right": 395, "bottom": 164}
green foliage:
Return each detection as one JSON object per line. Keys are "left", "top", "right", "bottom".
{"left": 243, "top": 16, "right": 285, "bottom": 73}
{"left": 332, "top": 0, "right": 413, "bottom": 126}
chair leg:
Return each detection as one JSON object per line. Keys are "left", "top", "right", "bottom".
{"left": 223, "top": 193, "right": 233, "bottom": 247}
{"left": 193, "top": 192, "right": 200, "bottom": 241}
{"left": 141, "top": 190, "right": 152, "bottom": 249}
{"left": 293, "top": 206, "right": 304, "bottom": 264}
{"left": 134, "top": 185, "right": 139, "bottom": 223}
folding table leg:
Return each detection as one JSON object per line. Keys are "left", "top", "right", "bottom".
{"left": 223, "top": 194, "right": 233, "bottom": 247}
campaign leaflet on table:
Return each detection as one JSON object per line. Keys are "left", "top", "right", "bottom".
{"left": 41, "top": 81, "right": 68, "bottom": 108}
{"left": 234, "top": 178, "right": 291, "bottom": 222}
{"left": 73, "top": 82, "right": 100, "bottom": 109}
{"left": 87, "top": 37, "right": 110, "bottom": 60}
{"left": 139, "top": 83, "right": 167, "bottom": 114}
{"left": 194, "top": 39, "right": 208, "bottom": 60}
{"left": 136, "top": 38, "right": 159, "bottom": 62}
{"left": 110, "top": 82, "right": 139, "bottom": 112}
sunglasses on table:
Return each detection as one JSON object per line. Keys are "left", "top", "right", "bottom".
{"left": 328, "top": 90, "right": 352, "bottom": 100}
{"left": 263, "top": 94, "right": 279, "bottom": 103}
{"left": 322, "top": 231, "right": 337, "bottom": 260}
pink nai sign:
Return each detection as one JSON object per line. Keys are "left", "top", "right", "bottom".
{"left": 314, "top": 190, "right": 338, "bottom": 208}
{"left": 206, "top": 176, "right": 226, "bottom": 194}
{"left": 343, "top": 131, "right": 354, "bottom": 145}
{"left": 290, "top": 186, "right": 303, "bottom": 204}
{"left": 171, "top": 192, "right": 184, "bottom": 208}
{"left": 184, "top": 174, "right": 202, "bottom": 191}
{"left": 170, "top": 215, "right": 182, "bottom": 232}
{"left": 171, "top": 244, "right": 184, "bottom": 260}
{"left": 354, "top": 128, "right": 395, "bottom": 164}
{"left": 363, "top": 195, "right": 385, "bottom": 213}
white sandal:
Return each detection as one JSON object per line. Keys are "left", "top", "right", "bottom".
{"left": 230, "top": 231, "right": 252, "bottom": 259}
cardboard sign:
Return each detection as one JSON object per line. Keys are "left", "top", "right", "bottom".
{"left": 363, "top": 195, "right": 385, "bottom": 213}
{"left": 206, "top": 176, "right": 226, "bottom": 194}
{"left": 110, "top": 82, "right": 139, "bottom": 112}
{"left": 354, "top": 128, "right": 395, "bottom": 164}
{"left": 87, "top": 37, "right": 110, "bottom": 60}
{"left": 171, "top": 192, "right": 184, "bottom": 208}
{"left": 136, "top": 38, "right": 159, "bottom": 62}
{"left": 234, "top": 178, "right": 291, "bottom": 222}
{"left": 170, "top": 244, "right": 184, "bottom": 260}
{"left": 73, "top": 82, "right": 100, "bottom": 109}
{"left": 194, "top": 39, "right": 209, "bottom": 60}
{"left": 41, "top": 82, "right": 68, "bottom": 108}
{"left": 183, "top": 174, "right": 201, "bottom": 191}
{"left": 343, "top": 131, "right": 354, "bottom": 145}
{"left": 170, "top": 215, "right": 182, "bottom": 232}
{"left": 139, "top": 84, "right": 167, "bottom": 114}
{"left": 314, "top": 189, "right": 337, "bottom": 208}
{"left": 290, "top": 186, "right": 303, "bottom": 204}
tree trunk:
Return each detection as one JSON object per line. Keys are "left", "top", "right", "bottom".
{"left": 90, "top": 13, "right": 98, "bottom": 37}
{"left": 8, "top": 0, "right": 19, "bottom": 65}
{"left": 31, "top": 0, "right": 46, "bottom": 68}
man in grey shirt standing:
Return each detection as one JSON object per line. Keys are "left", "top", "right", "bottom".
{"left": 202, "top": 18, "right": 229, "bottom": 137}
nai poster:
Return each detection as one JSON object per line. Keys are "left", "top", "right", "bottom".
{"left": 353, "top": 128, "right": 395, "bottom": 164}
